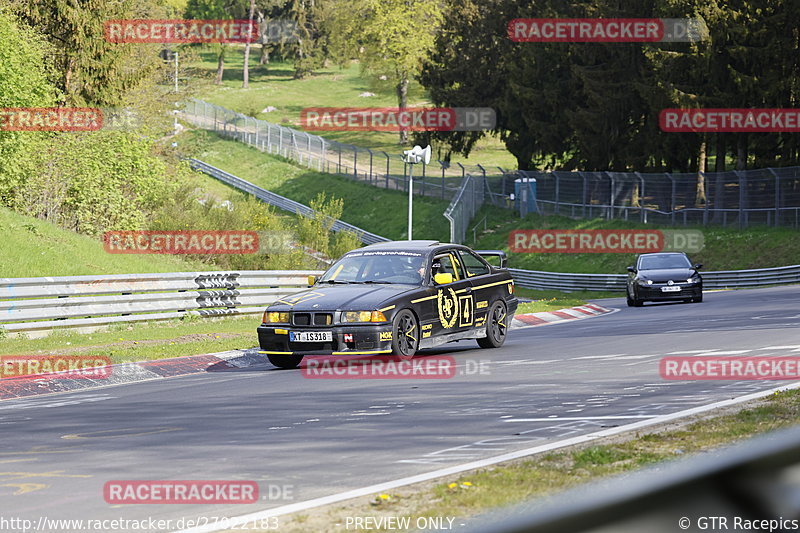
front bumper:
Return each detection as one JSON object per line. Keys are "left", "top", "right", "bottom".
{"left": 257, "top": 324, "right": 394, "bottom": 356}
{"left": 636, "top": 283, "right": 702, "bottom": 301}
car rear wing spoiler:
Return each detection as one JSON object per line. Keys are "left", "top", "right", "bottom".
{"left": 475, "top": 250, "right": 508, "bottom": 269}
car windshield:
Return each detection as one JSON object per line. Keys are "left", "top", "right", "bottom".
{"left": 319, "top": 251, "right": 426, "bottom": 284}
{"left": 638, "top": 254, "right": 691, "bottom": 270}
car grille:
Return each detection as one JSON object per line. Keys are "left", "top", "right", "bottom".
{"left": 292, "top": 312, "right": 332, "bottom": 326}
{"left": 314, "top": 313, "right": 333, "bottom": 326}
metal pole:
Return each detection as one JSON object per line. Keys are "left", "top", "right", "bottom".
{"left": 407, "top": 164, "right": 414, "bottom": 240}
{"left": 173, "top": 52, "right": 179, "bottom": 137}
{"left": 666, "top": 173, "right": 676, "bottom": 225}
{"left": 768, "top": 168, "right": 780, "bottom": 227}
{"left": 385, "top": 152, "right": 390, "bottom": 188}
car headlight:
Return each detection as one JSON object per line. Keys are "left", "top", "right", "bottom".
{"left": 687, "top": 276, "right": 701, "bottom": 284}
{"left": 263, "top": 311, "right": 290, "bottom": 324}
{"left": 638, "top": 279, "right": 653, "bottom": 286}
{"left": 341, "top": 310, "right": 388, "bottom": 323}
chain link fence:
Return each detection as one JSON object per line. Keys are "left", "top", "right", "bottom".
{"left": 182, "top": 99, "right": 800, "bottom": 239}
{"left": 518, "top": 167, "right": 800, "bottom": 228}
{"left": 182, "top": 98, "right": 508, "bottom": 242}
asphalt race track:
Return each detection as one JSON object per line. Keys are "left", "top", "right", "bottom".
{"left": 2, "top": 286, "right": 800, "bottom": 531}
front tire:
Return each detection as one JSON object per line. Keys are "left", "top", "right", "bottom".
{"left": 267, "top": 353, "right": 304, "bottom": 369}
{"left": 478, "top": 301, "right": 508, "bottom": 349}
{"left": 391, "top": 309, "right": 419, "bottom": 359}
{"left": 693, "top": 294, "right": 703, "bottom": 303}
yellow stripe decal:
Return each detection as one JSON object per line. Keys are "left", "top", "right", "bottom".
{"left": 259, "top": 351, "right": 293, "bottom": 355}
{"left": 411, "top": 295, "right": 437, "bottom": 303}
{"left": 329, "top": 263, "right": 344, "bottom": 280}
{"left": 378, "top": 305, "right": 396, "bottom": 312}
{"left": 331, "top": 350, "right": 392, "bottom": 355}
{"left": 472, "top": 279, "right": 513, "bottom": 291}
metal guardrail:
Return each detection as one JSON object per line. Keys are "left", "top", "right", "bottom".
{"left": 0, "top": 271, "right": 322, "bottom": 333}
{"left": 3, "top": 264, "right": 799, "bottom": 334}
{"left": 510, "top": 264, "right": 800, "bottom": 292}
{"left": 188, "top": 159, "right": 389, "bottom": 246}
{"left": 462, "top": 424, "right": 800, "bottom": 533}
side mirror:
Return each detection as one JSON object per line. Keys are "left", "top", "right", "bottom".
{"left": 694, "top": 263, "right": 703, "bottom": 270}
{"left": 307, "top": 275, "right": 317, "bottom": 286}
{"left": 627, "top": 266, "right": 635, "bottom": 273}
{"left": 433, "top": 272, "right": 454, "bottom": 285}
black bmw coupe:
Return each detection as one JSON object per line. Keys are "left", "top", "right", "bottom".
{"left": 258, "top": 240, "right": 518, "bottom": 368}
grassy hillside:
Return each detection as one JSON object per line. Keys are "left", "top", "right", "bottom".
{"left": 472, "top": 206, "right": 800, "bottom": 273}
{"left": 0, "top": 207, "right": 205, "bottom": 278}
{"left": 179, "top": 129, "right": 452, "bottom": 243}
{"left": 189, "top": 52, "right": 516, "bottom": 168}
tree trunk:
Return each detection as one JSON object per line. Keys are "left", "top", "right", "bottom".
{"left": 215, "top": 47, "right": 225, "bottom": 85}
{"left": 242, "top": 0, "right": 256, "bottom": 88}
{"left": 396, "top": 76, "right": 409, "bottom": 144}
{"left": 260, "top": 43, "right": 270, "bottom": 65}
{"left": 736, "top": 134, "right": 747, "bottom": 170}
{"left": 712, "top": 133, "right": 726, "bottom": 222}
{"left": 696, "top": 135, "right": 707, "bottom": 205}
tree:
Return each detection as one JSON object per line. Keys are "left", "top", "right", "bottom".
{"left": 242, "top": 0, "right": 256, "bottom": 87}
{"left": 185, "top": 0, "right": 245, "bottom": 84}
{"left": 14, "top": 0, "right": 165, "bottom": 107}
{"left": 0, "top": 5, "right": 58, "bottom": 206}
{"left": 324, "top": 0, "right": 443, "bottom": 144}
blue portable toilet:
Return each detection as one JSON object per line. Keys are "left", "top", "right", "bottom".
{"left": 514, "top": 177, "right": 537, "bottom": 215}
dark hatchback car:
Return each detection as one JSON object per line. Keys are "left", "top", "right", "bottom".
{"left": 257, "top": 240, "right": 518, "bottom": 368}
{"left": 626, "top": 252, "right": 703, "bottom": 307}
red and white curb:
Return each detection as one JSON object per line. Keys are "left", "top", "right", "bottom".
{"left": 512, "top": 303, "right": 615, "bottom": 329}
{"left": 1, "top": 305, "right": 614, "bottom": 400}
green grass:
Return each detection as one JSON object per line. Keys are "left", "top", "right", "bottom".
{"left": 472, "top": 206, "right": 800, "bottom": 274}
{"left": 179, "top": 129, "right": 452, "bottom": 242}
{"left": 1, "top": 315, "right": 260, "bottom": 363}
{"left": 189, "top": 51, "right": 517, "bottom": 168}
{"left": 271, "top": 389, "right": 800, "bottom": 533}
{"left": 514, "top": 288, "right": 616, "bottom": 313}
{"left": 0, "top": 207, "right": 205, "bottom": 278}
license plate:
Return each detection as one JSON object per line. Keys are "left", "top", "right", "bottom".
{"left": 661, "top": 286, "right": 681, "bottom": 292}
{"left": 289, "top": 331, "right": 333, "bottom": 343}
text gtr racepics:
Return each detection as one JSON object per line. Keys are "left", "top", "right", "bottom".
{"left": 258, "top": 241, "right": 518, "bottom": 369}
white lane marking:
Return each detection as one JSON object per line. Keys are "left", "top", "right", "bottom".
{"left": 493, "top": 360, "right": 560, "bottom": 366}
{"left": 691, "top": 350, "right": 753, "bottom": 356}
{"left": 760, "top": 346, "right": 800, "bottom": 350}
{"left": 571, "top": 354, "right": 628, "bottom": 360}
{"left": 502, "top": 416, "right": 656, "bottom": 422}
{"left": 171, "top": 380, "right": 800, "bottom": 533}
{"left": 668, "top": 350, "right": 720, "bottom": 354}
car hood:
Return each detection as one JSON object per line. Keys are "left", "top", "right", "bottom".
{"left": 268, "top": 283, "right": 417, "bottom": 311}
{"left": 637, "top": 268, "right": 698, "bottom": 282}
